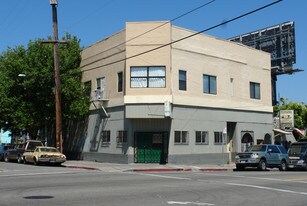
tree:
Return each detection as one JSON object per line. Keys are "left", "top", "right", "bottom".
{"left": 0, "top": 34, "right": 90, "bottom": 143}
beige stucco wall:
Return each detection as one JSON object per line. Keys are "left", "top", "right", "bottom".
{"left": 80, "top": 30, "right": 126, "bottom": 108}
{"left": 170, "top": 26, "right": 272, "bottom": 112}
{"left": 80, "top": 21, "right": 272, "bottom": 113}
{"left": 124, "top": 21, "right": 172, "bottom": 103}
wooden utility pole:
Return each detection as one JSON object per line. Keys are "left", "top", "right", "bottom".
{"left": 41, "top": 0, "right": 68, "bottom": 153}
{"left": 52, "top": 0, "right": 62, "bottom": 153}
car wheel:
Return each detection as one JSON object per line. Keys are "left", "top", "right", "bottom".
{"left": 236, "top": 164, "right": 245, "bottom": 171}
{"left": 4, "top": 155, "right": 9, "bottom": 162}
{"left": 258, "top": 159, "right": 267, "bottom": 171}
{"left": 23, "top": 156, "right": 27, "bottom": 164}
{"left": 17, "top": 155, "right": 23, "bottom": 164}
{"left": 33, "top": 157, "right": 39, "bottom": 166}
{"left": 279, "top": 160, "right": 287, "bottom": 171}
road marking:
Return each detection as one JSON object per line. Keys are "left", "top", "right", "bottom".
{"left": 287, "top": 177, "right": 307, "bottom": 181}
{"left": 167, "top": 201, "right": 214, "bottom": 205}
{"left": 138, "top": 173, "right": 191, "bottom": 180}
{"left": 226, "top": 183, "right": 307, "bottom": 195}
{"left": 200, "top": 173, "right": 307, "bottom": 184}
{"left": 0, "top": 171, "right": 84, "bottom": 177}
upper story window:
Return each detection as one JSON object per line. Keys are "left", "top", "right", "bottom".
{"left": 203, "top": 74, "right": 217, "bottom": 95}
{"left": 250, "top": 82, "right": 260, "bottom": 99}
{"left": 130, "top": 66, "right": 166, "bottom": 88}
{"left": 83, "top": 81, "right": 91, "bottom": 97}
{"left": 179, "top": 70, "right": 187, "bottom": 91}
{"left": 96, "top": 77, "right": 106, "bottom": 99}
{"left": 118, "top": 72, "right": 123, "bottom": 92}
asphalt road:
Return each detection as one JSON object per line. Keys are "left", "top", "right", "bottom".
{"left": 1, "top": 162, "right": 307, "bottom": 206}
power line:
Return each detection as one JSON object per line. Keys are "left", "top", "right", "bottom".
{"left": 81, "top": 0, "right": 217, "bottom": 64}
{"left": 82, "top": 0, "right": 283, "bottom": 73}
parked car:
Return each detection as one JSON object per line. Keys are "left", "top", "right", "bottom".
{"left": 287, "top": 141, "right": 307, "bottom": 170}
{"left": 235, "top": 144, "right": 289, "bottom": 171}
{"left": 23, "top": 146, "right": 66, "bottom": 166}
{"left": 0, "top": 145, "right": 12, "bottom": 161}
{"left": 4, "top": 140, "right": 44, "bottom": 163}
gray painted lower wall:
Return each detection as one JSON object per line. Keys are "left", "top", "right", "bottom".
{"left": 82, "top": 104, "right": 273, "bottom": 165}
{"left": 82, "top": 152, "right": 134, "bottom": 164}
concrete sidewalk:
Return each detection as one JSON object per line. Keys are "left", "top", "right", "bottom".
{"left": 62, "top": 160, "right": 236, "bottom": 173}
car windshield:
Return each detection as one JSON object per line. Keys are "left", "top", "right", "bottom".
{"left": 288, "top": 144, "right": 307, "bottom": 155}
{"left": 40, "top": 148, "right": 59, "bottom": 153}
{"left": 249, "top": 145, "right": 266, "bottom": 152}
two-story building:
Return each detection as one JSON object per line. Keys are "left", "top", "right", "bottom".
{"left": 80, "top": 21, "right": 273, "bottom": 164}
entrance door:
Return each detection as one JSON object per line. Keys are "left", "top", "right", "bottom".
{"left": 135, "top": 132, "right": 168, "bottom": 163}
{"left": 241, "top": 132, "right": 254, "bottom": 152}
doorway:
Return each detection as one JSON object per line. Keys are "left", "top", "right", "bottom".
{"left": 241, "top": 132, "right": 254, "bottom": 152}
{"left": 134, "top": 132, "right": 168, "bottom": 164}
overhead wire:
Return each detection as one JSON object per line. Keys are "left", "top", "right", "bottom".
{"left": 81, "top": 0, "right": 217, "bottom": 64}
{"left": 82, "top": 0, "right": 283, "bottom": 73}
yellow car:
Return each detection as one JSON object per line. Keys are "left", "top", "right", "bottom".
{"left": 23, "top": 146, "right": 66, "bottom": 166}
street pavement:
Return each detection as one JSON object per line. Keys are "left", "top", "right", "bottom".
{"left": 62, "top": 160, "right": 236, "bottom": 172}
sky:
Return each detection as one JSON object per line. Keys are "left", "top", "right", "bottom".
{"left": 0, "top": 0, "right": 306, "bottom": 103}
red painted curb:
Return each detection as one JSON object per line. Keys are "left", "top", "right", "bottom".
{"left": 199, "top": 168, "right": 229, "bottom": 172}
{"left": 130, "top": 168, "right": 192, "bottom": 173}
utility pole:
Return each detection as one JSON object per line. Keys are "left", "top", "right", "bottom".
{"left": 41, "top": 0, "right": 68, "bottom": 153}
{"left": 51, "top": 0, "right": 62, "bottom": 153}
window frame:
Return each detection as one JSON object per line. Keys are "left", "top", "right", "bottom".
{"left": 250, "top": 82, "right": 261, "bottom": 99}
{"left": 179, "top": 70, "right": 187, "bottom": 91}
{"left": 116, "top": 130, "right": 127, "bottom": 146}
{"left": 117, "top": 72, "right": 123, "bottom": 93}
{"left": 174, "top": 131, "right": 189, "bottom": 145}
{"left": 130, "top": 66, "right": 166, "bottom": 88}
{"left": 100, "top": 130, "right": 111, "bottom": 146}
{"left": 203, "top": 74, "right": 217, "bottom": 95}
{"left": 195, "top": 131, "right": 209, "bottom": 145}
{"left": 214, "top": 131, "right": 223, "bottom": 145}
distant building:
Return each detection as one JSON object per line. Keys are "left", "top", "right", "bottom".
{"left": 80, "top": 21, "right": 273, "bottom": 164}
{"left": 0, "top": 129, "right": 11, "bottom": 144}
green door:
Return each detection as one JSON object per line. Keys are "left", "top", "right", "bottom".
{"left": 136, "top": 132, "right": 165, "bottom": 163}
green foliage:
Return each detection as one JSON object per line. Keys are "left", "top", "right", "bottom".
{"left": 0, "top": 34, "right": 89, "bottom": 138}
{"left": 275, "top": 98, "right": 307, "bottom": 130}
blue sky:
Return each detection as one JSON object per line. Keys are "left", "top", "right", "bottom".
{"left": 0, "top": 0, "right": 305, "bottom": 103}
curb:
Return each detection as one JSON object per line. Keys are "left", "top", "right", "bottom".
{"left": 198, "top": 168, "right": 231, "bottom": 172}
{"left": 125, "top": 168, "right": 192, "bottom": 173}
{"left": 65, "top": 165, "right": 100, "bottom": 171}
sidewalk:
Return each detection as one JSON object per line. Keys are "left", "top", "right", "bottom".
{"left": 62, "top": 160, "right": 236, "bottom": 173}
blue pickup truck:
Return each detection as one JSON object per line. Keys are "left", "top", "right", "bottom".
{"left": 235, "top": 144, "right": 289, "bottom": 171}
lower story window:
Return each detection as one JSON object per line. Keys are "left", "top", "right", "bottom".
{"left": 101, "top": 130, "right": 110, "bottom": 146}
{"left": 174, "top": 131, "right": 189, "bottom": 144}
{"left": 214, "top": 131, "right": 223, "bottom": 145}
{"left": 117, "top": 130, "right": 127, "bottom": 145}
{"left": 195, "top": 131, "right": 209, "bottom": 144}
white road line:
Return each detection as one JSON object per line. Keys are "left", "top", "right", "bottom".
{"left": 167, "top": 201, "right": 214, "bottom": 205}
{"left": 199, "top": 173, "right": 307, "bottom": 184}
{"left": 0, "top": 171, "right": 83, "bottom": 177}
{"left": 226, "top": 183, "right": 307, "bottom": 195}
{"left": 138, "top": 173, "right": 192, "bottom": 180}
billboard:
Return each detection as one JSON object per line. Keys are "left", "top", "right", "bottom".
{"left": 229, "top": 21, "right": 296, "bottom": 75}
